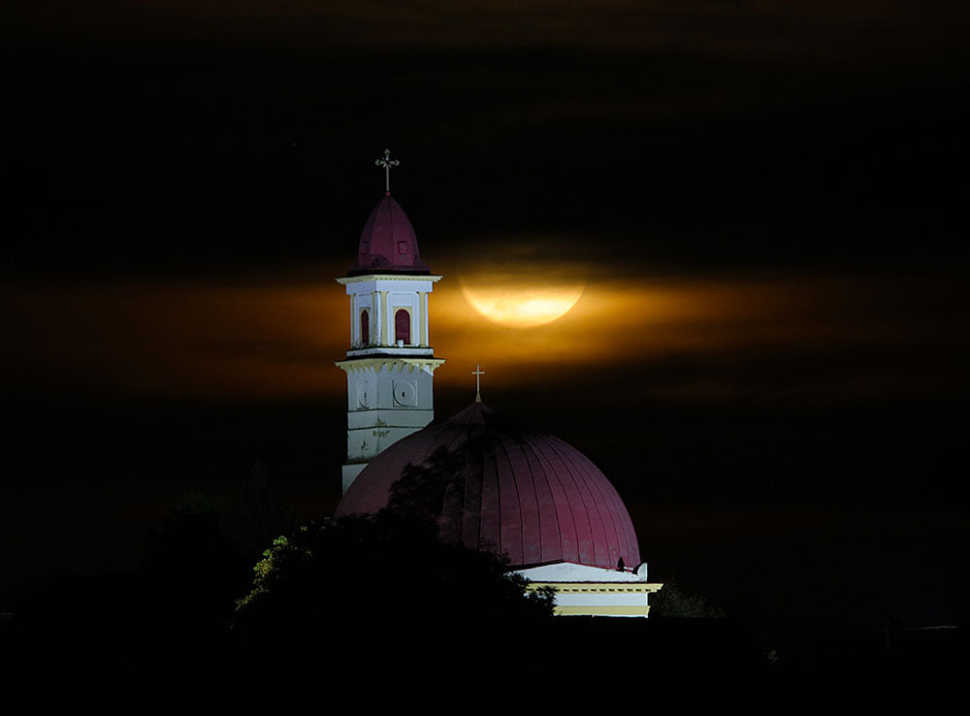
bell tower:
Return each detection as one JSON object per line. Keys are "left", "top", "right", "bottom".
{"left": 335, "top": 150, "right": 444, "bottom": 492}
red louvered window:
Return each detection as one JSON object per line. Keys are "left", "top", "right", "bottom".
{"left": 395, "top": 309, "right": 410, "bottom": 345}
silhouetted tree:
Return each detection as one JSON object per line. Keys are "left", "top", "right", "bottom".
{"left": 650, "top": 578, "right": 726, "bottom": 619}
{"left": 234, "top": 451, "right": 555, "bottom": 682}
{"left": 233, "top": 510, "right": 554, "bottom": 681}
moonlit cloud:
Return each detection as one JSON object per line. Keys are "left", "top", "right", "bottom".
{"left": 3, "top": 264, "right": 966, "bottom": 404}
{"left": 457, "top": 254, "right": 587, "bottom": 327}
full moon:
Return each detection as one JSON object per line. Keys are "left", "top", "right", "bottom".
{"left": 459, "top": 277, "right": 585, "bottom": 328}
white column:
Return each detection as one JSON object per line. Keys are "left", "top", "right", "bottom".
{"left": 372, "top": 291, "right": 379, "bottom": 347}
{"left": 380, "top": 290, "right": 389, "bottom": 345}
{"left": 350, "top": 293, "right": 358, "bottom": 346}
{"left": 420, "top": 291, "right": 429, "bottom": 346}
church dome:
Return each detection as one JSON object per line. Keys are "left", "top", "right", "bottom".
{"left": 349, "top": 194, "right": 430, "bottom": 275}
{"left": 336, "top": 402, "right": 641, "bottom": 571}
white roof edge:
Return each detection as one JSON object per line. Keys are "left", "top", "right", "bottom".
{"left": 336, "top": 274, "right": 443, "bottom": 284}
{"left": 514, "top": 561, "right": 647, "bottom": 583}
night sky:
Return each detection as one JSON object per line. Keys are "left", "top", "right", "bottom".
{"left": 3, "top": 2, "right": 969, "bottom": 628}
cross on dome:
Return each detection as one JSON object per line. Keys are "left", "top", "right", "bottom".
{"left": 473, "top": 363, "right": 485, "bottom": 403}
{"left": 374, "top": 148, "right": 400, "bottom": 194}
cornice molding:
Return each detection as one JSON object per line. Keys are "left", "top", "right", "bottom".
{"left": 552, "top": 605, "right": 652, "bottom": 616}
{"left": 525, "top": 582, "right": 664, "bottom": 594}
{"left": 335, "top": 357, "right": 446, "bottom": 374}
{"left": 337, "top": 274, "right": 443, "bottom": 285}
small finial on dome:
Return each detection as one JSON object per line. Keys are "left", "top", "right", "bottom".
{"left": 472, "top": 363, "right": 485, "bottom": 403}
{"left": 375, "top": 148, "right": 400, "bottom": 194}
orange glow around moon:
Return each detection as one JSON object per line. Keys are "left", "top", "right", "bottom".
{"left": 459, "top": 277, "right": 585, "bottom": 327}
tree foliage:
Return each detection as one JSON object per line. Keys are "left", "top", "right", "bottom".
{"left": 234, "top": 511, "right": 553, "bottom": 628}
{"left": 233, "top": 455, "right": 555, "bottom": 679}
{"left": 650, "top": 578, "right": 727, "bottom": 619}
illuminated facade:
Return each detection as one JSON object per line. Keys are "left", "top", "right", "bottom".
{"left": 335, "top": 191, "right": 444, "bottom": 492}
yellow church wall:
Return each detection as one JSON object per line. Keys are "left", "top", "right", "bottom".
{"left": 525, "top": 581, "right": 664, "bottom": 618}
{"left": 554, "top": 605, "right": 651, "bottom": 617}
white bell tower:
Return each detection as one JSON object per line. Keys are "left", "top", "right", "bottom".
{"left": 335, "top": 150, "right": 444, "bottom": 492}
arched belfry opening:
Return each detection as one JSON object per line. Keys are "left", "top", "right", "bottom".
{"left": 360, "top": 309, "right": 370, "bottom": 346}
{"left": 395, "top": 309, "right": 411, "bottom": 345}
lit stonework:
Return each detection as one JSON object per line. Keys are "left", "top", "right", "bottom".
{"left": 335, "top": 188, "right": 445, "bottom": 492}
{"left": 519, "top": 563, "right": 662, "bottom": 617}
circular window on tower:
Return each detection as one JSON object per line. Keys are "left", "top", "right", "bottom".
{"left": 392, "top": 379, "right": 417, "bottom": 407}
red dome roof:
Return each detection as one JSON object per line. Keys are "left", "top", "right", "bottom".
{"left": 336, "top": 403, "right": 641, "bottom": 571}
{"left": 350, "top": 194, "right": 429, "bottom": 274}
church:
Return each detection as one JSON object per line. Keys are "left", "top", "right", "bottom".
{"left": 333, "top": 151, "right": 662, "bottom": 617}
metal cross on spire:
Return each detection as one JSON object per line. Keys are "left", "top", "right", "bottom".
{"left": 473, "top": 363, "right": 485, "bottom": 403}
{"left": 374, "top": 148, "right": 400, "bottom": 194}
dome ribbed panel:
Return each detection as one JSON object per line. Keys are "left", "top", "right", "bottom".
{"left": 504, "top": 440, "right": 542, "bottom": 566}
{"left": 523, "top": 435, "right": 579, "bottom": 565}
{"left": 576, "top": 448, "right": 623, "bottom": 568}
{"left": 536, "top": 436, "right": 598, "bottom": 565}
{"left": 570, "top": 444, "right": 641, "bottom": 567}
{"left": 478, "top": 448, "right": 501, "bottom": 554}
{"left": 548, "top": 436, "right": 612, "bottom": 568}
{"left": 438, "top": 445, "right": 465, "bottom": 546}
{"left": 522, "top": 438, "right": 562, "bottom": 564}
{"left": 495, "top": 442, "right": 524, "bottom": 566}
{"left": 335, "top": 403, "right": 641, "bottom": 571}
{"left": 460, "top": 449, "right": 484, "bottom": 551}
